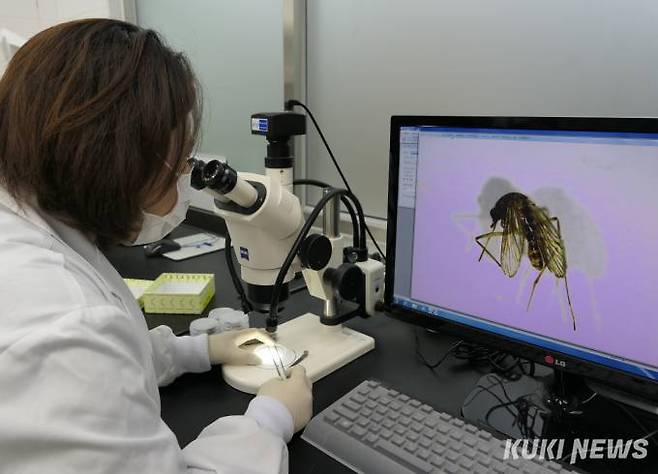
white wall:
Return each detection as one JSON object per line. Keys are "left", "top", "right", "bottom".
{"left": 136, "top": 0, "right": 285, "bottom": 211}
{"left": 306, "top": 0, "right": 658, "bottom": 218}
{"left": 0, "top": 0, "right": 125, "bottom": 75}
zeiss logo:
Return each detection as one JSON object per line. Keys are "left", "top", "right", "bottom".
{"left": 240, "top": 247, "right": 250, "bottom": 260}
{"left": 503, "top": 439, "right": 649, "bottom": 464}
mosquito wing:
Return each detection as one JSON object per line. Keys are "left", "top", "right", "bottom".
{"left": 529, "top": 204, "right": 567, "bottom": 278}
{"left": 500, "top": 205, "right": 526, "bottom": 278}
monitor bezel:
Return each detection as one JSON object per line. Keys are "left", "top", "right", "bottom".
{"left": 384, "top": 115, "right": 658, "bottom": 400}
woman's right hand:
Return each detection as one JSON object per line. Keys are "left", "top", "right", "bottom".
{"left": 257, "top": 366, "right": 313, "bottom": 433}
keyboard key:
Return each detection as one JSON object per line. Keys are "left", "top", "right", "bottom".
{"left": 422, "top": 428, "right": 436, "bottom": 438}
{"left": 411, "top": 422, "right": 424, "bottom": 433}
{"left": 399, "top": 394, "right": 410, "bottom": 402}
{"left": 431, "top": 444, "right": 446, "bottom": 456}
{"left": 365, "top": 400, "right": 377, "bottom": 409}
{"left": 438, "top": 424, "right": 451, "bottom": 434}
{"left": 380, "top": 429, "right": 392, "bottom": 439}
{"left": 379, "top": 397, "right": 391, "bottom": 406}
{"left": 368, "top": 423, "right": 380, "bottom": 433}
{"left": 350, "top": 394, "right": 366, "bottom": 404}
{"left": 408, "top": 432, "right": 419, "bottom": 442}
{"left": 375, "top": 405, "right": 387, "bottom": 415}
{"left": 364, "top": 433, "right": 378, "bottom": 445}
{"left": 420, "top": 404, "right": 433, "bottom": 413}
{"left": 391, "top": 435, "right": 405, "bottom": 446}
{"left": 444, "top": 462, "right": 461, "bottom": 474}
{"left": 430, "top": 455, "right": 444, "bottom": 468}
{"left": 375, "top": 439, "right": 433, "bottom": 473}
{"left": 417, "top": 448, "right": 430, "bottom": 460}
{"left": 404, "top": 441, "right": 417, "bottom": 452}
{"left": 383, "top": 419, "right": 394, "bottom": 429}
{"left": 357, "top": 417, "right": 369, "bottom": 427}
{"left": 336, "top": 419, "right": 352, "bottom": 430}
{"left": 410, "top": 400, "right": 421, "bottom": 408}
{"left": 419, "top": 437, "right": 432, "bottom": 449}
{"left": 324, "top": 411, "right": 339, "bottom": 423}
{"left": 450, "top": 431, "right": 463, "bottom": 441}
{"left": 336, "top": 406, "right": 358, "bottom": 421}
{"left": 361, "top": 409, "right": 372, "bottom": 418}
{"left": 350, "top": 425, "right": 367, "bottom": 437}
{"left": 394, "top": 425, "right": 406, "bottom": 435}
{"left": 460, "top": 458, "right": 475, "bottom": 470}
{"left": 402, "top": 406, "right": 414, "bottom": 416}
{"left": 344, "top": 400, "right": 360, "bottom": 411}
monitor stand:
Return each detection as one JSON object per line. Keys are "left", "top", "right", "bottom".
{"left": 461, "top": 368, "right": 658, "bottom": 439}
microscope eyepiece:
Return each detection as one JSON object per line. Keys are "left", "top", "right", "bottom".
{"left": 189, "top": 158, "right": 207, "bottom": 191}
{"left": 202, "top": 160, "right": 238, "bottom": 194}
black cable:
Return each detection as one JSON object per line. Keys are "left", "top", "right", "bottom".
{"left": 293, "top": 179, "right": 360, "bottom": 247}
{"left": 414, "top": 328, "right": 463, "bottom": 370}
{"left": 286, "top": 99, "right": 386, "bottom": 261}
{"left": 224, "top": 233, "right": 252, "bottom": 314}
{"left": 267, "top": 187, "right": 362, "bottom": 331}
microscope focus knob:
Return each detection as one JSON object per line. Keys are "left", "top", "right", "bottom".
{"left": 299, "top": 234, "right": 332, "bottom": 270}
{"left": 323, "top": 263, "right": 362, "bottom": 302}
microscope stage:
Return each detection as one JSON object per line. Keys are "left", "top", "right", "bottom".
{"left": 222, "top": 313, "right": 375, "bottom": 394}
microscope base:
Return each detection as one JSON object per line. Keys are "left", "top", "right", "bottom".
{"left": 222, "top": 313, "right": 375, "bottom": 394}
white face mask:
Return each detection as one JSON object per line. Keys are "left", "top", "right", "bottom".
{"left": 129, "top": 172, "right": 193, "bottom": 246}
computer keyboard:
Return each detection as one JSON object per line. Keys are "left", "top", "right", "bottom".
{"left": 302, "top": 380, "right": 579, "bottom": 474}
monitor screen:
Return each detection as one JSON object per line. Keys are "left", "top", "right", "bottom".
{"left": 391, "top": 123, "right": 658, "bottom": 382}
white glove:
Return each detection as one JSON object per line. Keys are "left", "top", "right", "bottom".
{"left": 258, "top": 365, "right": 313, "bottom": 433}
{"left": 208, "top": 328, "right": 274, "bottom": 365}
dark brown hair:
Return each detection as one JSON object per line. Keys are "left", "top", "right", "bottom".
{"left": 0, "top": 19, "right": 201, "bottom": 244}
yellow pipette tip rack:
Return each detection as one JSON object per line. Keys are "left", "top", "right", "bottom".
{"left": 142, "top": 273, "right": 215, "bottom": 314}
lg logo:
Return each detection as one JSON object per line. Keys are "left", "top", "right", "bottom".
{"left": 544, "top": 354, "right": 566, "bottom": 368}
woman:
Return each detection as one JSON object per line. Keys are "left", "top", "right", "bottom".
{"left": 0, "top": 19, "right": 312, "bottom": 473}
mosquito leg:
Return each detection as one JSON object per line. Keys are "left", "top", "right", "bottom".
{"left": 475, "top": 230, "right": 505, "bottom": 267}
{"left": 527, "top": 267, "right": 547, "bottom": 311}
{"left": 551, "top": 217, "right": 577, "bottom": 330}
{"left": 563, "top": 275, "right": 577, "bottom": 331}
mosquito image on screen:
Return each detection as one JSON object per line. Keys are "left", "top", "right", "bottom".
{"left": 475, "top": 192, "right": 577, "bottom": 331}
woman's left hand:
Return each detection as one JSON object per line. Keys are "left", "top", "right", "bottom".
{"left": 208, "top": 329, "right": 275, "bottom": 365}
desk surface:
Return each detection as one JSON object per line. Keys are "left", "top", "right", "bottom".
{"left": 104, "top": 224, "right": 657, "bottom": 474}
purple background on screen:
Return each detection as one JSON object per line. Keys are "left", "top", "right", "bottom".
{"left": 410, "top": 133, "right": 658, "bottom": 368}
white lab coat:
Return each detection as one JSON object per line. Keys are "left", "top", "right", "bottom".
{"left": 0, "top": 188, "right": 294, "bottom": 474}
